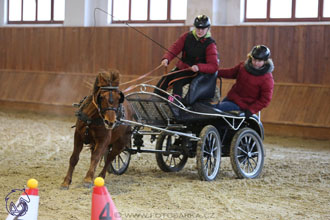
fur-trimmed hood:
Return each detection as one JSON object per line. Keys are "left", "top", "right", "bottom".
{"left": 244, "top": 58, "right": 274, "bottom": 76}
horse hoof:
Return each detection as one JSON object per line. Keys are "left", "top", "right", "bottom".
{"left": 98, "top": 173, "right": 106, "bottom": 179}
{"left": 60, "top": 185, "right": 69, "bottom": 190}
{"left": 83, "top": 182, "right": 93, "bottom": 188}
{"left": 60, "top": 182, "right": 70, "bottom": 190}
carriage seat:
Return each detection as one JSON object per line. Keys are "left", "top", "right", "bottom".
{"left": 183, "top": 71, "right": 218, "bottom": 106}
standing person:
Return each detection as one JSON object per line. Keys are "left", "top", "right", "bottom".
{"left": 155, "top": 15, "right": 219, "bottom": 100}
{"left": 214, "top": 45, "right": 274, "bottom": 118}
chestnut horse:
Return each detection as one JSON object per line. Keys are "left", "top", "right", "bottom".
{"left": 61, "top": 69, "right": 133, "bottom": 189}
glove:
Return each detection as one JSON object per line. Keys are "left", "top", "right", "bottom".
{"left": 190, "top": 65, "right": 199, "bottom": 72}
{"left": 244, "top": 109, "right": 252, "bottom": 119}
{"left": 161, "top": 59, "right": 168, "bottom": 66}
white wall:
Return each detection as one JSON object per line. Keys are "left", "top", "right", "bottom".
{"left": 186, "top": 0, "right": 213, "bottom": 25}
{"left": 186, "top": 0, "right": 242, "bottom": 26}
{"left": 0, "top": 0, "right": 6, "bottom": 26}
{"left": 64, "top": 0, "right": 85, "bottom": 26}
{"left": 0, "top": 0, "right": 242, "bottom": 27}
{"left": 226, "top": 0, "right": 244, "bottom": 24}
{"left": 84, "top": 0, "right": 109, "bottom": 26}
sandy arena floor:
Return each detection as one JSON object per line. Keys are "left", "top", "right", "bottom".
{"left": 0, "top": 110, "right": 329, "bottom": 220}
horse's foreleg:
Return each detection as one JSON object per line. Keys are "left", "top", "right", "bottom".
{"left": 61, "top": 134, "right": 84, "bottom": 189}
{"left": 83, "top": 142, "right": 108, "bottom": 187}
{"left": 61, "top": 131, "right": 84, "bottom": 189}
{"left": 99, "top": 139, "right": 128, "bottom": 178}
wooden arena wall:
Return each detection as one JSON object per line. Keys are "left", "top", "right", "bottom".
{"left": 0, "top": 25, "right": 329, "bottom": 139}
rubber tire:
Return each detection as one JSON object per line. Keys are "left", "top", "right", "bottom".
{"left": 196, "top": 125, "right": 221, "bottom": 181}
{"left": 230, "top": 128, "right": 264, "bottom": 179}
{"left": 155, "top": 132, "right": 188, "bottom": 172}
{"left": 105, "top": 149, "right": 131, "bottom": 175}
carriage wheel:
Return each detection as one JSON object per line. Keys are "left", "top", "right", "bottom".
{"left": 230, "top": 128, "right": 264, "bottom": 179}
{"left": 104, "top": 149, "right": 131, "bottom": 175}
{"left": 196, "top": 125, "right": 221, "bottom": 181}
{"left": 155, "top": 132, "right": 188, "bottom": 172}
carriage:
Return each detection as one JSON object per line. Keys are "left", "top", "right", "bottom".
{"left": 105, "top": 76, "right": 265, "bottom": 181}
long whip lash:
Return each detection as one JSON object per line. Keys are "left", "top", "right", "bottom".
{"left": 94, "top": 8, "right": 183, "bottom": 62}
{"left": 93, "top": 8, "right": 191, "bottom": 92}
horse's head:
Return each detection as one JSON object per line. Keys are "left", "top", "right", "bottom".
{"left": 93, "top": 69, "right": 125, "bottom": 129}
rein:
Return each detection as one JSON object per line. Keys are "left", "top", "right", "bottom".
{"left": 120, "top": 64, "right": 163, "bottom": 87}
{"left": 123, "top": 67, "right": 191, "bottom": 93}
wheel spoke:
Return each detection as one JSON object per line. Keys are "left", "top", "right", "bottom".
{"left": 211, "top": 136, "right": 216, "bottom": 150}
{"left": 165, "top": 155, "right": 170, "bottom": 164}
{"left": 246, "top": 137, "right": 251, "bottom": 152}
{"left": 247, "top": 159, "right": 252, "bottom": 173}
{"left": 118, "top": 156, "right": 127, "bottom": 168}
{"left": 250, "top": 141, "right": 256, "bottom": 153}
{"left": 172, "top": 156, "right": 177, "bottom": 167}
{"left": 239, "top": 157, "right": 248, "bottom": 167}
{"left": 250, "top": 157, "right": 257, "bottom": 169}
{"left": 119, "top": 155, "right": 124, "bottom": 164}
{"left": 251, "top": 152, "right": 259, "bottom": 157}
{"left": 203, "top": 150, "right": 211, "bottom": 155}
{"left": 169, "top": 155, "right": 173, "bottom": 166}
{"left": 244, "top": 136, "right": 248, "bottom": 146}
{"left": 117, "top": 157, "right": 121, "bottom": 168}
{"left": 237, "top": 146, "right": 248, "bottom": 154}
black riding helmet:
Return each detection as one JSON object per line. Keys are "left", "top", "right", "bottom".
{"left": 194, "top": 15, "right": 211, "bottom": 28}
{"left": 251, "top": 45, "right": 271, "bottom": 61}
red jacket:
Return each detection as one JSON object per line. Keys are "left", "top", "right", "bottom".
{"left": 162, "top": 31, "right": 219, "bottom": 74}
{"left": 218, "top": 61, "right": 274, "bottom": 114}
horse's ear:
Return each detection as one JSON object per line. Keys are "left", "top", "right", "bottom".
{"left": 109, "top": 69, "right": 120, "bottom": 86}
{"left": 93, "top": 88, "right": 101, "bottom": 104}
{"left": 93, "top": 76, "right": 100, "bottom": 94}
{"left": 119, "top": 91, "right": 125, "bottom": 103}
{"left": 98, "top": 72, "right": 109, "bottom": 86}
{"left": 93, "top": 71, "right": 108, "bottom": 94}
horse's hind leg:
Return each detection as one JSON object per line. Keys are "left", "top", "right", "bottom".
{"left": 61, "top": 131, "right": 84, "bottom": 189}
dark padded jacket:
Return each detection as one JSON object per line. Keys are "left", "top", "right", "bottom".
{"left": 162, "top": 31, "right": 219, "bottom": 73}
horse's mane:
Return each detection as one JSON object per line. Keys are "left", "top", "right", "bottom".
{"left": 93, "top": 69, "right": 120, "bottom": 94}
{"left": 78, "top": 95, "right": 92, "bottom": 111}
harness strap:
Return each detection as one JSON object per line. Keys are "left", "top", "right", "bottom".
{"left": 75, "top": 110, "right": 104, "bottom": 125}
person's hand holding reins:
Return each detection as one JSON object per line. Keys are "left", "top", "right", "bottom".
{"left": 161, "top": 59, "right": 169, "bottom": 66}
{"left": 190, "top": 65, "right": 199, "bottom": 72}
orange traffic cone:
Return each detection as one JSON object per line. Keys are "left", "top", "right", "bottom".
{"left": 6, "top": 178, "right": 39, "bottom": 220}
{"left": 91, "top": 177, "right": 121, "bottom": 220}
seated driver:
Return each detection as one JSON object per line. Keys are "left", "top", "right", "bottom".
{"left": 155, "top": 15, "right": 219, "bottom": 100}
{"left": 214, "top": 45, "right": 274, "bottom": 118}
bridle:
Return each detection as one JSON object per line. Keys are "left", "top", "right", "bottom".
{"left": 92, "top": 84, "right": 125, "bottom": 129}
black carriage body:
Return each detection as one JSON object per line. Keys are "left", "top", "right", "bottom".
{"left": 107, "top": 84, "right": 265, "bottom": 180}
{"left": 125, "top": 85, "right": 264, "bottom": 157}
